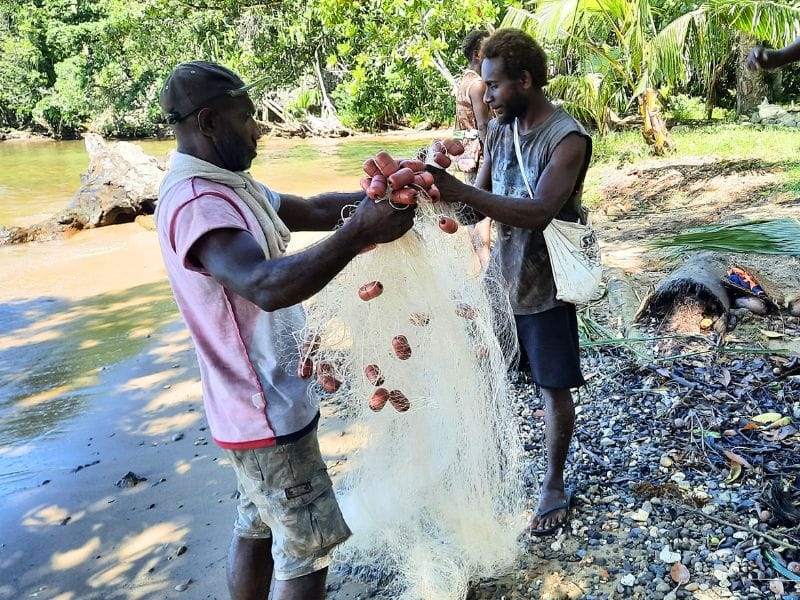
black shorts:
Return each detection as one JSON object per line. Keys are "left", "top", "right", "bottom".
{"left": 515, "top": 305, "right": 585, "bottom": 390}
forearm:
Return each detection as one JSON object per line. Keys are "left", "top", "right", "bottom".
{"left": 279, "top": 191, "right": 364, "bottom": 231}
{"left": 305, "top": 191, "right": 364, "bottom": 229}
{"left": 477, "top": 123, "right": 488, "bottom": 145}
{"left": 777, "top": 36, "right": 800, "bottom": 67}
{"left": 454, "top": 184, "right": 554, "bottom": 230}
{"left": 236, "top": 225, "right": 366, "bottom": 311}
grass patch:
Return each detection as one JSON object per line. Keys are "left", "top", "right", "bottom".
{"left": 583, "top": 123, "right": 800, "bottom": 208}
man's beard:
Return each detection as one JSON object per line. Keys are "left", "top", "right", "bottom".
{"left": 497, "top": 92, "right": 528, "bottom": 125}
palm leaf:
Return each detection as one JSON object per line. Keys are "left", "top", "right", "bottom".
{"left": 650, "top": 218, "right": 800, "bottom": 255}
{"left": 709, "top": 0, "right": 800, "bottom": 46}
{"left": 499, "top": 5, "right": 537, "bottom": 32}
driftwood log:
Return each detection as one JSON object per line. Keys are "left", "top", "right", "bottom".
{"left": 647, "top": 252, "right": 731, "bottom": 316}
{"left": 606, "top": 268, "right": 650, "bottom": 338}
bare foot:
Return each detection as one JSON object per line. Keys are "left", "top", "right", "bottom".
{"left": 530, "top": 487, "right": 571, "bottom": 534}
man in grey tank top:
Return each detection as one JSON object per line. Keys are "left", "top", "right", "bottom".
{"left": 428, "top": 28, "right": 592, "bottom": 536}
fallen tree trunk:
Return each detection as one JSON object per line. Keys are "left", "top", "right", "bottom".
{"left": 648, "top": 252, "right": 731, "bottom": 317}
{"left": 605, "top": 268, "right": 654, "bottom": 362}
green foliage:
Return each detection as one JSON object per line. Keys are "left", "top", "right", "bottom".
{"left": 504, "top": 0, "right": 800, "bottom": 138}
{"left": 0, "top": 0, "right": 513, "bottom": 135}
{"left": 650, "top": 218, "right": 800, "bottom": 255}
{"left": 2, "top": 0, "right": 798, "bottom": 138}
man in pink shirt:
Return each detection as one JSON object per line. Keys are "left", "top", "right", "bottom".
{"left": 156, "top": 61, "right": 415, "bottom": 600}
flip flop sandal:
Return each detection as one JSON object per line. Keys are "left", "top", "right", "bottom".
{"left": 529, "top": 488, "right": 574, "bottom": 537}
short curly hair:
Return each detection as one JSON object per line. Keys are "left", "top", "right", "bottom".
{"left": 481, "top": 28, "right": 548, "bottom": 88}
{"left": 462, "top": 30, "right": 489, "bottom": 61}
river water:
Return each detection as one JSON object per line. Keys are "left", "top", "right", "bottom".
{"left": 0, "top": 131, "right": 443, "bottom": 497}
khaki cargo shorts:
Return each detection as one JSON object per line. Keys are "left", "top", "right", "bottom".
{"left": 225, "top": 426, "right": 351, "bottom": 580}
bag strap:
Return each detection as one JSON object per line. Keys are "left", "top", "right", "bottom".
{"left": 513, "top": 119, "right": 534, "bottom": 199}
{"left": 514, "top": 118, "right": 589, "bottom": 226}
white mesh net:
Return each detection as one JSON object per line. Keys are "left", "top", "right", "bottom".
{"left": 300, "top": 196, "right": 527, "bottom": 599}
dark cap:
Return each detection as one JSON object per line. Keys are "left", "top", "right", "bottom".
{"left": 159, "top": 61, "right": 269, "bottom": 124}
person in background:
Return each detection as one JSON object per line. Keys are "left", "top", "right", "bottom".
{"left": 747, "top": 36, "right": 800, "bottom": 71}
{"left": 428, "top": 29, "right": 592, "bottom": 536}
{"left": 155, "top": 61, "right": 415, "bottom": 600}
{"left": 454, "top": 29, "right": 492, "bottom": 185}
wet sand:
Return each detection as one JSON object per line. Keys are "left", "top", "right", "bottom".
{"left": 0, "top": 223, "right": 359, "bottom": 600}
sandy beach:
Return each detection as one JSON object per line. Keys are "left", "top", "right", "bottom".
{"left": 0, "top": 223, "right": 364, "bottom": 600}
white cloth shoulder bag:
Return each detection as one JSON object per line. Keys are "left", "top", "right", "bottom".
{"left": 513, "top": 119, "right": 602, "bottom": 304}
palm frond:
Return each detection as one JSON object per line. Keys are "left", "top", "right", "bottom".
{"left": 709, "top": 0, "right": 800, "bottom": 47}
{"left": 650, "top": 218, "right": 800, "bottom": 255}
{"left": 499, "top": 5, "right": 537, "bottom": 32}
{"left": 530, "top": 0, "right": 583, "bottom": 43}
{"left": 649, "top": 10, "right": 698, "bottom": 86}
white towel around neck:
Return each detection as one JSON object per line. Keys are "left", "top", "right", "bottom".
{"left": 157, "top": 151, "right": 291, "bottom": 258}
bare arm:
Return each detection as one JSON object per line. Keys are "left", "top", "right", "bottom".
{"left": 748, "top": 36, "right": 800, "bottom": 70}
{"left": 278, "top": 191, "right": 364, "bottom": 231}
{"left": 429, "top": 133, "right": 588, "bottom": 230}
{"left": 191, "top": 197, "right": 415, "bottom": 312}
{"left": 474, "top": 137, "right": 493, "bottom": 191}
{"left": 469, "top": 79, "right": 490, "bottom": 144}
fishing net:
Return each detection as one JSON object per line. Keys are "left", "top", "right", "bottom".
{"left": 297, "top": 193, "right": 527, "bottom": 599}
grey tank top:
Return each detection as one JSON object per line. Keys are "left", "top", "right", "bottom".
{"left": 486, "top": 108, "right": 592, "bottom": 314}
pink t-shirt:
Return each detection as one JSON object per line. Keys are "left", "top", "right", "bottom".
{"left": 156, "top": 177, "right": 317, "bottom": 449}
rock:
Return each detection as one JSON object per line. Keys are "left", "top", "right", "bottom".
{"left": 58, "top": 134, "right": 165, "bottom": 229}
{"left": 115, "top": 471, "right": 147, "bottom": 488}
{"left": 620, "top": 573, "right": 636, "bottom": 586}
{"left": 659, "top": 455, "right": 673, "bottom": 467}
{"left": 659, "top": 546, "right": 681, "bottom": 563}
{"left": 175, "top": 579, "right": 191, "bottom": 592}
{"left": 734, "top": 296, "right": 767, "bottom": 314}
{"left": 135, "top": 214, "right": 156, "bottom": 231}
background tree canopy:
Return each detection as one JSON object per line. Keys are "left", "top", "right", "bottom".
{"left": 0, "top": 0, "right": 798, "bottom": 139}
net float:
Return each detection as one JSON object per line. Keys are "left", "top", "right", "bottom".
{"left": 374, "top": 151, "right": 399, "bottom": 176}
{"left": 316, "top": 360, "right": 334, "bottom": 376}
{"left": 409, "top": 312, "right": 430, "bottom": 326}
{"left": 364, "top": 364, "right": 384, "bottom": 386}
{"left": 387, "top": 167, "right": 415, "bottom": 189}
{"left": 443, "top": 138, "right": 465, "bottom": 155}
{"left": 297, "top": 357, "right": 313, "bottom": 379}
{"left": 369, "top": 387, "right": 390, "bottom": 412}
{"left": 428, "top": 185, "right": 440, "bottom": 203}
{"left": 302, "top": 333, "right": 321, "bottom": 356}
{"left": 318, "top": 375, "right": 341, "bottom": 393}
{"left": 392, "top": 335, "right": 412, "bottom": 360}
{"left": 432, "top": 152, "right": 451, "bottom": 169}
{"left": 414, "top": 171, "right": 434, "bottom": 189}
{"left": 388, "top": 389, "right": 410, "bottom": 412}
{"left": 367, "top": 174, "right": 388, "bottom": 200}
{"left": 390, "top": 187, "right": 418, "bottom": 205}
{"left": 359, "top": 176, "right": 371, "bottom": 193}
{"left": 438, "top": 216, "right": 458, "bottom": 234}
{"left": 399, "top": 159, "right": 425, "bottom": 172}
{"left": 455, "top": 302, "right": 476, "bottom": 319}
{"left": 358, "top": 280, "right": 383, "bottom": 301}
{"left": 363, "top": 158, "right": 381, "bottom": 177}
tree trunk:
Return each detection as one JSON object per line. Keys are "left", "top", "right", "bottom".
{"left": 736, "top": 32, "right": 769, "bottom": 116}
{"left": 638, "top": 88, "right": 674, "bottom": 156}
{"left": 705, "top": 48, "right": 735, "bottom": 120}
